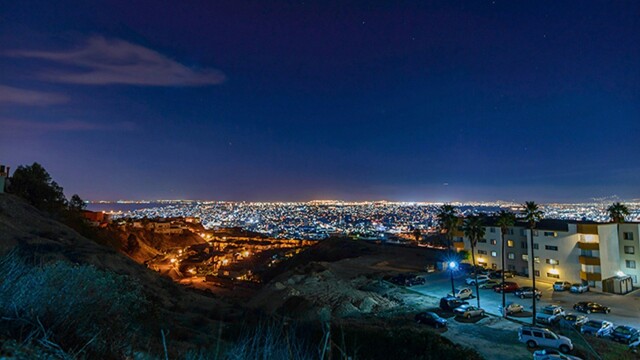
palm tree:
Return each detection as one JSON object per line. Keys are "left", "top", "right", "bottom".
{"left": 607, "top": 202, "right": 629, "bottom": 232}
{"left": 608, "top": 202, "right": 630, "bottom": 252}
{"left": 496, "top": 210, "right": 515, "bottom": 317}
{"left": 437, "top": 204, "right": 459, "bottom": 295}
{"left": 436, "top": 204, "right": 458, "bottom": 252}
{"left": 523, "top": 201, "right": 543, "bottom": 325}
{"left": 463, "top": 215, "right": 485, "bottom": 308}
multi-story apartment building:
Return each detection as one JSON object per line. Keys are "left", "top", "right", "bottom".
{"left": 453, "top": 218, "right": 639, "bottom": 293}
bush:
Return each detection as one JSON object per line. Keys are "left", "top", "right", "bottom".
{"left": 0, "top": 251, "right": 151, "bottom": 358}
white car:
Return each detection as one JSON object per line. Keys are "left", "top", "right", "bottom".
{"left": 533, "top": 349, "right": 582, "bottom": 360}
{"left": 536, "top": 305, "right": 565, "bottom": 324}
{"left": 465, "top": 275, "right": 490, "bottom": 285}
{"left": 519, "top": 326, "right": 573, "bottom": 353}
{"left": 454, "top": 304, "right": 485, "bottom": 319}
{"left": 448, "top": 287, "right": 473, "bottom": 300}
{"left": 505, "top": 303, "right": 524, "bottom": 315}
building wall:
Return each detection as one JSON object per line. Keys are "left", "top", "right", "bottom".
{"left": 598, "top": 224, "right": 620, "bottom": 280}
{"left": 619, "top": 223, "right": 640, "bottom": 283}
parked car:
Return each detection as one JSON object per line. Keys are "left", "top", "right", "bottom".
{"left": 573, "top": 302, "right": 610, "bottom": 314}
{"left": 533, "top": 349, "right": 582, "bottom": 360}
{"left": 558, "top": 313, "right": 588, "bottom": 329}
{"left": 518, "top": 326, "right": 573, "bottom": 353}
{"left": 580, "top": 320, "right": 614, "bottom": 337}
{"left": 570, "top": 283, "right": 589, "bottom": 294}
{"left": 505, "top": 303, "right": 524, "bottom": 315}
{"left": 493, "top": 281, "right": 519, "bottom": 293}
{"left": 479, "top": 279, "right": 501, "bottom": 289}
{"left": 465, "top": 274, "right": 490, "bottom": 285}
{"left": 406, "top": 276, "right": 426, "bottom": 286}
{"left": 454, "top": 304, "right": 485, "bottom": 319}
{"left": 553, "top": 281, "right": 572, "bottom": 291}
{"left": 390, "top": 273, "right": 425, "bottom": 287}
{"left": 439, "top": 296, "right": 469, "bottom": 312}
{"left": 514, "top": 286, "right": 542, "bottom": 299}
{"left": 448, "top": 287, "right": 473, "bottom": 300}
{"left": 536, "top": 305, "right": 565, "bottom": 324}
{"left": 415, "top": 311, "right": 448, "bottom": 328}
{"left": 611, "top": 325, "right": 640, "bottom": 344}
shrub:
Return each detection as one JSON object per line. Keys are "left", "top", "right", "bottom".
{"left": 0, "top": 251, "right": 151, "bottom": 358}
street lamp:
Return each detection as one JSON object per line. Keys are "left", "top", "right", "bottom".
{"left": 448, "top": 261, "right": 457, "bottom": 296}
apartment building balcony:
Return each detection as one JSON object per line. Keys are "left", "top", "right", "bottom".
{"left": 578, "top": 242, "right": 599, "bottom": 251}
{"left": 580, "top": 271, "right": 602, "bottom": 281}
{"left": 577, "top": 224, "right": 599, "bottom": 235}
{"left": 579, "top": 256, "right": 601, "bottom": 266}
{"left": 453, "top": 241, "right": 465, "bottom": 250}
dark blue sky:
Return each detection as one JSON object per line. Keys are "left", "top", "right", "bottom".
{"left": 1, "top": 1, "right": 638, "bottom": 202}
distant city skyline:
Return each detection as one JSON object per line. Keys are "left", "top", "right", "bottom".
{"left": 2, "top": 1, "right": 638, "bottom": 202}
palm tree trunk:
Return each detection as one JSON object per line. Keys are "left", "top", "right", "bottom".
{"left": 501, "top": 230, "right": 506, "bottom": 317}
{"left": 530, "top": 227, "right": 536, "bottom": 325}
{"left": 471, "top": 242, "right": 480, "bottom": 308}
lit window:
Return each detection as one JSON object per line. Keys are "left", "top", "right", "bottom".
{"left": 547, "top": 272, "right": 560, "bottom": 279}
{"left": 491, "top": 251, "right": 497, "bottom": 257}
{"left": 534, "top": 256, "right": 540, "bottom": 263}
{"left": 546, "top": 259, "right": 559, "bottom": 265}
{"left": 508, "top": 252, "right": 515, "bottom": 260}
{"left": 507, "top": 240, "right": 514, "bottom": 247}
{"left": 491, "top": 239, "right": 497, "bottom": 245}
{"left": 544, "top": 231, "right": 557, "bottom": 237}
{"left": 522, "top": 254, "right": 529, "bottom": 261}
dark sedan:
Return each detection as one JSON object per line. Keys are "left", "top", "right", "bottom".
{"left": 611, "top": 325, "right": 639, "bottom": 345}
{"left": 415, "top": 312, "right": 448, "bottom": 328}
{"left": 573, "top": 302, "right": 610, "bottom": 314}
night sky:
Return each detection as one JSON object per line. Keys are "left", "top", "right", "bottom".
{"left": 1, "top": 1, "right": 638, "bottom": 202}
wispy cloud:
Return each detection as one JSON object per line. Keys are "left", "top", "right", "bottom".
{"left": 0, "top": 118, "right": 136, "bottom": 132}
{"left": 7, "top": 37, "right": 226, "bottom": 86}
{"left": 0, "top": 85, "right": 68, "bottom": 106}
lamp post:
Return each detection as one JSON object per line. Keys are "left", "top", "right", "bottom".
{"left": 448, "top": 261, "right": 457, "bottom": 296}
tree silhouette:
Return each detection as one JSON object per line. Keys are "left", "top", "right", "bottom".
{"left": 496, "top": 210, "right": 515, "bottom": 317}
{"left": 8, "top": 162, "right": 67, "bottom": 213}
{"left": 463, "top": 215, "right": 485, "bottom": 308}
{"left": 523, "top": 201, "right": 543, "bottom": 325}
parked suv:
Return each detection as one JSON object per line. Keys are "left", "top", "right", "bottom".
{"left": 570, "top": 283, "right": 589, "bottom": 294}
{"left": 518, "top": 326, "right": 573, "bottom": 353}
{"left": 465, "top": 274, "right": 490, "bottom": 285}
{"left": 580, "top": 320, "right": 614, "bottom": 337}
{"left": 448, "top": 287, "right": 473, "bottom": 300}
{"left": 536, "top": 305, "right": 565, "bottom": 324}
{"left": 439, "top": 296, "right": 469, "bottom": 312}
{"left": 611, "top": 325, "right": 640, "bottom": 344}
{"left": 514, "top": 286, "right": 542, "bottom": 300}
{"left": 553, "top": 281, "right": 572, "bottom": 291}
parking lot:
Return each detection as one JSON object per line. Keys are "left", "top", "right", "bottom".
{"left": 407, "top": 270, "right": 640, "bottom": 332}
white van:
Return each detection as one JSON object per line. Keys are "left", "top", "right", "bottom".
{"left": 518, "top": 326, "right": 573, "bottom": 353}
